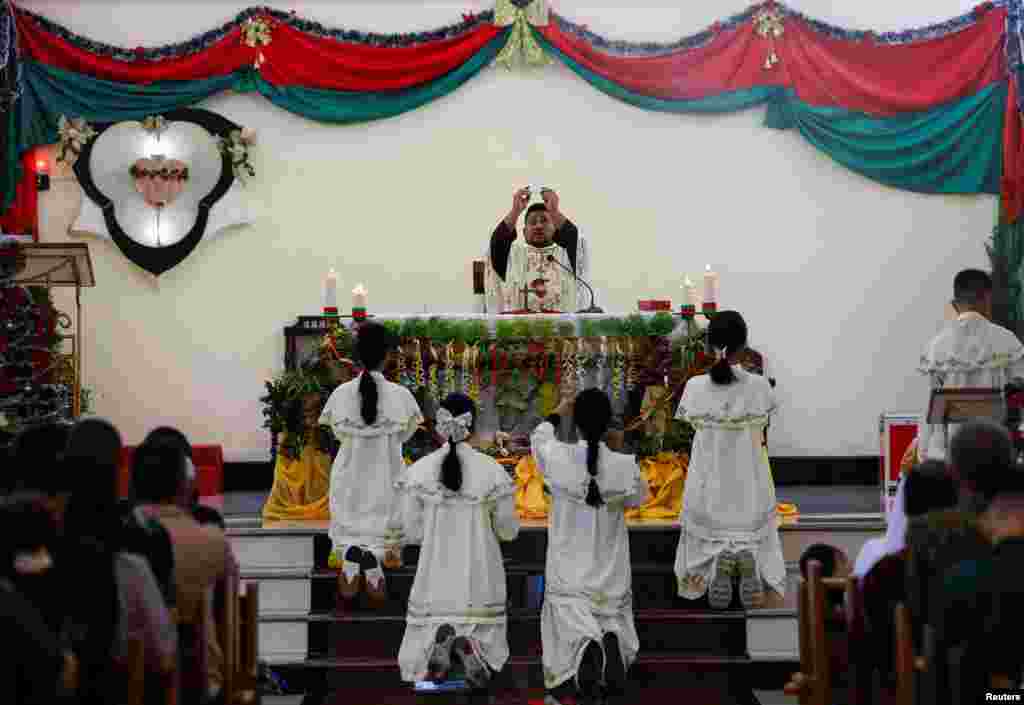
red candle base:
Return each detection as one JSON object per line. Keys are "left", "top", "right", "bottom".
{"left": 352, "top": 307, "right": 367, "bottom": 321}
{"left": 323, "top": 307, "right": 339, "bottom": 317}
{"left": 701, "top": 302, "right": 718, "bottom": 316}
{"left": 679, "top": 305, "right": 695, "bottom": 318}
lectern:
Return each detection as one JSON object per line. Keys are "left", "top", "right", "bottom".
{"left": 11, "top": 243, "right": 96, "bottom": 418}
{"left": 926, "top": 387, "right": 1004, "bottom": 460}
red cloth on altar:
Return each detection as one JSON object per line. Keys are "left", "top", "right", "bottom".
{"left": 119, "top": 444, "right": 224, "bottom": 498}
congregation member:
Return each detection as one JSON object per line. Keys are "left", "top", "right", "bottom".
{"left": 396, "top": 393, "right": 519, "bottom": 689}
{"left": 320, "top": 321, "right": 423, "bottom": 603}
{"left": 69, "top": 418, "right": 177, "bottom": 608}
{"left": 857, "top": 460, "right": 955, "bottom": 688}
{"left": 674, "top": 311, "right": 785, "bottom": 609}
{"left": 144, "top": 426, "right": 225, "bottom": 529}
{"left": 0, "top": 493, "right": 78, "bottom": 703}
{"left": 531, "top": 388, "right": 648, "bottom": 700}
{"left": 904, "top": 421, "right": 1012, "bottom": 652}
{"left": 134, "top": 441, "right": 238, "bottom": 705}
{"left": 62, "top": 453, "right": 176, "bottom": 704}
{"left": 934, "top": 467, "right": 1024, "bottom": 698}
{"left": 485, "top": 187, "right": 594, "bottom": 313}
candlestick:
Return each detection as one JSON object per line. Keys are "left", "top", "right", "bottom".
{"left": 703, "top": 265, "right": 718, "bottom": 305}
{"left": 324, "top": 268, "right": 338, "bottom": 314}
{"left": 352, "top": 283, "right": 368, "bottom": 320}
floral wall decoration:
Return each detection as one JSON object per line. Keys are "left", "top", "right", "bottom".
{"left": 69, "top": 107, "right": 256, "bottom": 276}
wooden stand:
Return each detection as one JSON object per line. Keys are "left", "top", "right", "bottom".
{"left": 12, "top": 243, "right": 95, "bottom": 418}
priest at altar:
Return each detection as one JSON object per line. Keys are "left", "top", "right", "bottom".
{"left": 485, "top": 187, "right": 595, "bottom": 313}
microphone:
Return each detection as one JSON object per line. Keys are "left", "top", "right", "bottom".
{"left": 546, "top": 254, "right": 603, "bottom": 314}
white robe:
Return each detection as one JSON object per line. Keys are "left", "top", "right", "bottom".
{"left": 530, "top": 422, "right": 648, "bottom": 689}
{"left": 917, "top": 311, "right": 1024, "bottom": 462}
{"left": 673, "top": 367, "right": 786, "bottom": 600}
{"left": 319, "top": 371, "right": 423, "bottom": 560}
{"left": 484, "top": 237, "right": 590, "bottom": 313}
{"left": 395, "top": 444, "right": 519, "bottom": 682}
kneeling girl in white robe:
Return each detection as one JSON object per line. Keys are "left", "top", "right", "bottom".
{"left": 532, "top": 389, "right": 649, "bottom": 699}
{"left": 397, "top": 393, "right": 519, "bottom": 688}
{"left": 674, "top": 310, "right": 785, "bottom": 609}
{"left": 320, "top": 322, "right": 423, "bottom": 603}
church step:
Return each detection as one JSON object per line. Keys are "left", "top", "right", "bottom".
{"left": 304, "top": 608, "right": 746, "bottom": 660}
{"left": 311, "top": 530, "right": 685, "bottom": 570}
{"left": 307, "top": 572, "right": 690, "bottom": 614}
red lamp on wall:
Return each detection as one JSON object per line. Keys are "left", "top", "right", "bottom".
{"left": 35, "top": 149, "right": 50, "bottom": 192}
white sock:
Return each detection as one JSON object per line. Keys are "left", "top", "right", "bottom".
{"left": 364, "top": 565, "right": 385, "bottom": 590}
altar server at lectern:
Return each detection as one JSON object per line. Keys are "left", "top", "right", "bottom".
{"left": 916, "top": 269, "right": 1024, "bottom": 463}
{"left": 673, "top": 311, "right": 785, "bottom": 610}
{"left": 485, "top": 187, "right": 594, "bottom": 313}
{"left": 396, "top": 393, "right": 519, "bottom": 689}
{"left": 320, "top": 322, "right": 423, "bottom": 604}
{"left": 531, "top": 389, "right": 648, "bottom": 700}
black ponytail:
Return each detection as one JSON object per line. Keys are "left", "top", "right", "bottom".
{"left": 441, "top": 439, "right": 462, "bottom": 492}
{"left": 573, "top": 388, "right": 612, "bottom": 508}
{"left": 584, "top": 438, "right": 604, "bottom": 508}
{"left": 709, "top": 355, "right": 735, "bottom": 385}
{"left": 706, "top": 311, "right": 748, "bottom": 386}
{"left": 354, "top": 322, "right": 397, "bottom": 426}
{"left": 438, "top": 393, "right": 476, "bottom": 493}
{"left": 359, "top": 372, "right": 378, "bottom": 426}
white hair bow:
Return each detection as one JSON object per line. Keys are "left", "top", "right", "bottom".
{"left": 436, "top": 408, "right": 473, "bottom": 443}
{"left": 714, "top": 346, "right": 727, "bottom": 362}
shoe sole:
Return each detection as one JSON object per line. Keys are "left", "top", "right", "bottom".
{"left": 427, "top": 624, "right": 456, "bottom": 681}
{"left": 602, "top": 632, "right": 626, "bottom": 695}
{"left": 708, "top": 552, "right": 736, "bottom": 609}
{"left": 453, "top": 637, "right": 490, "bottom": 690}
{"left": 337, "top": 547, "right": 364, "bottom": 601}
{"left": 361, "top": 552, "right": 388, "bottom": 605}
{"left": 575, "top": 639, "right": 604, "bottom": 698}
{"left": 737, "top": 550, "right": 762, "bottom": 609}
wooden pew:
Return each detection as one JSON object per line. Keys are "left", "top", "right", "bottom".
{"left": 125, "top": 635, "right": 145, "bottom": 705}
{"left": 234, "top": 583, "right": 260, "bottom": 705}
{"left": 122, "top": 632, "right": 178, "bottom": 705}
{"left": 893, "top": 603, "right": 915, "bottom": 705}
{"left": 784, "top": 560, "right": 853, "bottom": 705}
{"left": 219, "top": 572, "right": 240, "bottom": 705}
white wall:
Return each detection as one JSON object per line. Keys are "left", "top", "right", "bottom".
{"left": 26, "top": 0, "right": 992, "bottom": 460}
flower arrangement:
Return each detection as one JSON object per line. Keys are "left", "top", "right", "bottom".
{"left": 218, "top": 127, "right": 257, "bottom": 182}
{"left": 56, "top": 115, "right": 98, "bottom": 164}
{"left": 242, "top": 17, "right": 273, "bottom": 48}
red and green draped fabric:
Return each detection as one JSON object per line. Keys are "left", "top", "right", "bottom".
{"left": 535, "top": 3, "right": 1009, "bottom": 195}
{"left": 2, "top": 6, "right": 508, "bottom": 206}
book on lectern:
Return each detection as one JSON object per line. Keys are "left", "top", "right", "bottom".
{"left": 926, "top": 388, "right": 1004, "bottom": 425}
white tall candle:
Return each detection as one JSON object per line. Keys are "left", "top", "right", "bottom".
{"left": 683, "top": 276, "right": 699, "bottom": 306}
{"left": 324, "top": 269, "right": 338, "bottom": 309}
{"left": 703, "top": 265, "right": 718, "bottom": 304}
{"left": 352, "top": 284, "right": 368, "bottom": 310}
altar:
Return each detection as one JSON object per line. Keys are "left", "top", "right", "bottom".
{"left": 281, "top": 310, "right": 703, "bottom": 446}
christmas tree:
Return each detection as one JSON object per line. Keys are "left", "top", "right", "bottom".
{"left": 0, "top": 242, "right": 69, "bottom": 444}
